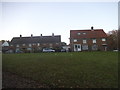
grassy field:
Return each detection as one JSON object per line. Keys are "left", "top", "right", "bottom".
{"left": 2, "top": 52, "right": 118, "bottom": 88}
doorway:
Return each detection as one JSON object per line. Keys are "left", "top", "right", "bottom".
{"left": 74, "top": 44, "right": 81, "bottom": 51}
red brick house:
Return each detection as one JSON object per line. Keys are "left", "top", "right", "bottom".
{"left": 10, "top": 33, "right": 62, "bottom": 53}
{"left": 70, "top": 27, "right": 107, "bottom": 51}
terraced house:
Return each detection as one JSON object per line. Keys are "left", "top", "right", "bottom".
{"left": 10, "top": 33, "right": 61, "bottom": 53}
{"left": 70, "top": 27, "right": 108, "bottom": 51}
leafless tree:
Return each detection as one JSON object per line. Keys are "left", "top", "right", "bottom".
{"left": 107, "top": 30, "right": 118, "bottom": 51}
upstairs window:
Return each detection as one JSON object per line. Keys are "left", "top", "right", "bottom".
{"left": 83, "top": 32, "right": 86, "bottom": 35}
{"left": 37, "top": 43, "right": 40, "bottom": 46}
{"left": 77, "top": 33, "right": 81, "bottom": 35}
{"left": 16, "top": 44, "right": 19, "bottom": 47}
{"left": 22, "top": 44, "right": 25, "bottom": 46}
{"left": 82, "top": 45, "right": 88, "bottom": 50}
{"left": 29, "top": 44, "right": 32, "bottom": 47}
{"left": 83, "top": 39, "right": 87, "bottom": 44}
{"left": 102, "top": 38, "right": 106, "bottom": 41}
{"left": 74, "top": 39, "right": 77, "bottom": 42}
{"left": 92, "top": 39, "right": 96, "bottom": 43}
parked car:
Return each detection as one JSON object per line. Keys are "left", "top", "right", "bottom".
{"left": 16, "top": 50, "right": 23, "bottom": 53}
{"left": 113, "top": 50, "right": 118, "bottom": 52}
{"left": 61, "top": 49, "right": 66, "bottom": 52}
{"left": 43, "top": 48, "right": 55, "bottom": 52}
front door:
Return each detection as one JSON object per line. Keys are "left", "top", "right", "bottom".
{"left": 74, "top": 44, "right": 81, "bottom": 51}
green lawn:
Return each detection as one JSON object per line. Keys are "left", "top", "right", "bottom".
{"left": 2, "top": 52, "right": 118, "bottom": 88}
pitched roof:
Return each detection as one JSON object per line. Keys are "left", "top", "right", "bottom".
{"left": 70, "top": 29, "right": 107, "bottom": 38}
{"left": 10, "top": 35, "right": 61, "bottom": 44}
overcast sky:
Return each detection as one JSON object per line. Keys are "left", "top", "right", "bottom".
{"left": 0, "top": 1, "right": 118, "bottom": 44}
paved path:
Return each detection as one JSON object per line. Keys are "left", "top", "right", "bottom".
{"left": 2, "top": 71, "right": 49, "bottom": 88}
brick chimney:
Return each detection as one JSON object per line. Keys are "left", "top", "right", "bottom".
{"left": 31, "top": 34, "right": 33, "bottom": 37}
{"left": 52, "top": 33, "right": 54, "bottom": 37}
{"left": 91, "top": 26, "right": 94, "bottom": 30}
{"left": 20, "top": 35, "right": 22, "bottom": 38}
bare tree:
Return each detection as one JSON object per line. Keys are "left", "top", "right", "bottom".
{"left": 107, "top": 30, "right": 118, "bottom": 51}
{"left": 118, "top": 28, "right": 120, "bottom": 51}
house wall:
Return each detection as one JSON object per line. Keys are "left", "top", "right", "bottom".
{"left": 70, "top": 38, "right": 107, "bottom": 51}
{"left": 11, "top": 42, "right": 62, "bottom": 53}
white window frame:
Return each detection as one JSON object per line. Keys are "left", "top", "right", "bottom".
{"left": 77, "top": 33, "right": 81, "bottom": 35}
{"left": 73, "top": 39, "right": 77, "bottom": 42}
{"left": 22, "top": 44, "right": 25, "bottom": 46}
{"left": 92, "top": 39, "right": 96, "bottom": 43}
{"left": 29, "top": 44, "right": 32, "bottom": 47}
{"left": 16, "top": 44, "right": 19, "bottom": 47}
{"left": 83, "top": 39, "right": 87, "bottom": 44}
{"left": 37, "top": 43, "right": 40, "bottom": 46}
{"left": 102, "top": 38, "right": 106, "bottom": 41}
{"left": 83, "top": 32, "right": 86, "bottom": 35}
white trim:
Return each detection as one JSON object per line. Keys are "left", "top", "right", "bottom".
{"left": 74, "top": 44, "right": 81, "bottom": 51}
{"left": 102, "top": 38, "right": 106, "bottom": 41}
{"left": 83, "top": 39, "right": 87, "bottom": 44}
{"left": 102, "top": 44, "right": 107, "bottom": 45}
{"left": 74, "top": 39, "right": 77, "bottom": 42}
{"left": 92, "top": 39, "right": 96, "bottom": 43}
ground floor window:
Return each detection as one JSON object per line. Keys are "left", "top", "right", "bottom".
{"left": 16, "top": 48, "right": 20, "bottom": 53}
{"left": 27, "top": 48, "right": 32, "bottom": 51}
{"left": 92, "top": 45, "right": 98, "bottom": 50}
{"left": 82, "top": 45, "right": 88, "bottom": 50}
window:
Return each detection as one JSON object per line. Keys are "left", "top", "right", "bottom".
{"left": 83, "top": 39, "right": 87, "bottom": 44}
{"left": 77, "top": 33, "right": 81, "bottom": 35}
{"left": 27, "top": 48, "right": 32, "bottom": 51}
{"left": 74, "top": 39, "right": 77, "bottom": 42}
{"left": 83, "top": 32, "right": 86, "bottom": 35}
{"left": 22, "top": 44, "right": 25, "bottom": 46}
{"left": 16, "top": 44, "right": 19, "bottom": 47}
{"left": 92, "top": 45, "right": 98, "bottom": 50}
{"left": 29, "top": 44, "right": 32, "bottom": 47}
{"left": 37, "top": 43, "right": 40, "bottom": 46}
{"left": 102, "top": 38, "right": 106, "bottom": 41}
{"left": 92, "top": 39, "right": 96, "bottom": 43}
{"left": 16, "top": 48, "right": 20, "bottom": 53}
{"left": 82, "top": 45, "right": 88, "bottom": 50}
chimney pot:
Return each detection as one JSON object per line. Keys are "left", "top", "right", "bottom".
{"left": 52, "top": 33, "right": 54, "bottom": 37}
{"left": 31, "top": 34, "right": 33, "bottom": 37}
{"left": 41, "top": 34, "right": 42, "bottom": 36}
{"left": 91, "top": 26, "right": 94, "bottom": 30}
